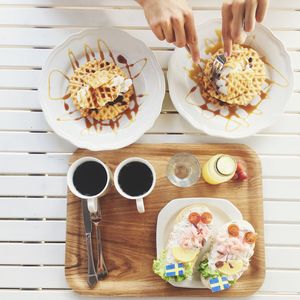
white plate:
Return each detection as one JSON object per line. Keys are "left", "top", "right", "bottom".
{"left": 39, "top": 28, "right": 165, "bottom": 151}
{"left": 168, "top": 19, "right": 293, "bottom": 139}
{"left": 156, "top": 197, "right": 243, "bottom": 288}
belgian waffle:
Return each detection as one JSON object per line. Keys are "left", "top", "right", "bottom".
{"left": 67, "top": 59, "right": 133, "bottom": 120}
{"left": 202, "top": 45, "right": 266, "bottom": 106}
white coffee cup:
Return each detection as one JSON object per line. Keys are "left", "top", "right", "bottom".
{"left": 114, "top": 157, "right": 156, "bottom": 214}
{"left": 67, "top": 157, "right": 112, "bottom": 213}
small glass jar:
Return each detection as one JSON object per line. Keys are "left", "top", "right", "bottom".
{"left": 202, "top": 154, "right": 237, "bottom": 185}
{"left": 167, "top": 153, "right": 200, "bottom": 187}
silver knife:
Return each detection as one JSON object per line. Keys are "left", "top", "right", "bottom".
{"left": 81, "top": 199, "right": 98, "bottom": 288}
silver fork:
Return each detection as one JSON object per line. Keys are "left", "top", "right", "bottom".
{"left": 90, "top": 201, "right": 108, "bottom": 279}
{"left": 212, "top": 54, "right": 227, "bottom": 77}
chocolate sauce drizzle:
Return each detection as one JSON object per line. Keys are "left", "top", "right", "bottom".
{"left": 48, "top": 39, "right": 147, "bottom": 132}
{"left": 186, "top": 30, "right": 288, "bottom": 131}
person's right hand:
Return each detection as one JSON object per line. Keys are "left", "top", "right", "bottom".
{"left": 222, "top": 0, "right": 269, "bottom": 56}
{"left": 137, "top": 0, "right": 200, "bottom": 63}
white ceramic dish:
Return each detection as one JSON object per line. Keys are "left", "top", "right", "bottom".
{"left": 168, "top": 19, "right": 293, "bottom": 139}
{"left": 156, "top": 197, "right": 243, "bottom": 288}
{"left": 39, "top": 28, "right": 165, "bottom": 150}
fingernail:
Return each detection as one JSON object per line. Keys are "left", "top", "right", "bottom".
{"left": 224, "top": 52, "right": 229, "bottom": 57}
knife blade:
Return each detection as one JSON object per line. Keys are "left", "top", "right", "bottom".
{"left": 81, "top": 199, "right": 98, "bottom": 288}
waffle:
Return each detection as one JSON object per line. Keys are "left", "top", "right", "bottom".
{"left": 202, "top": 45, "right": 266, "bottom": 106}
{"left": 67, "top": 59, "right": 133, "bottom": 120}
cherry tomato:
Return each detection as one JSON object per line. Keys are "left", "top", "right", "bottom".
{"left": 228, "top": 224, "right": 240, "bottom": 237}
{"left": 239, "top": 170, "right": 248, "bottom": 181}
{"left": 234, "top": 162, "right": 248, "bottom": 181}
{"left": 201, "top": 212, "right": 213, "bottom": 224}
{"left": 188, "top": 212, "right": 201, "bottom": 225}
{"left": 244, "top": 231, "right": 257, "bottom": 244}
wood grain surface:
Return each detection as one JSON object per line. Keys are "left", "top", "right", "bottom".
{"left": 65, "top": 143, "right": 265, "bottom": 296}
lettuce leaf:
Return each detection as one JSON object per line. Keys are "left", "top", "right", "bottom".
{"left": 198, "top": 259, "right": 220, "bottom": 279}
{"left": 153, "top": 251, "right": 193, "bottom": 282}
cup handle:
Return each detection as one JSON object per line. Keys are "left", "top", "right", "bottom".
{"left": 136, "top": 197, "right": 145, "bottom": 214}
{"left": 87, "top": 197, "right": 98, "bottom": 213}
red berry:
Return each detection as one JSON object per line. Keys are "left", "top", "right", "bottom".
{"left": 239, "top": 171, "right": 248, "bottom": 181}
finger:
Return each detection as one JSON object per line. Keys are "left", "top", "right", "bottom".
{"left": 172, "top": 15, "right": 186, "bottom": 47}
{"left": 161, "top": 21, "right": 175, "bottom": 43}
{"left": 245, "top": 0, "right": 257, "bottom": 32}
{"left": 256, "top": 0, "right": 269, "bottom": 22}
{"left": 231, "top": 0, "right": 245, "bottom": 43}
{"left": 151, "top": 24, "right": 165, "bottom": 41}
{"left": 184, "top": 12, "right": 200, "bottom": 62}
{"left": 222, "top": 1, "right": 233, "bottom": 56}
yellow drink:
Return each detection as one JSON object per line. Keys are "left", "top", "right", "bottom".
{"left": 202, "top": 154, "right": 237, "bottom": 185}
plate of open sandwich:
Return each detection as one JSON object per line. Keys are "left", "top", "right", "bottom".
{"left": 153, "top": 198, "right": 257, "bottom": 293}
{"left": 168, "top": 19, "right": 293, "bottom": 138}
{"left": 39, "top": 28, "right": 165, "bottom": 150}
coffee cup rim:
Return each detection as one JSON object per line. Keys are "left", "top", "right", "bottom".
{"left": 67, "top": 156, "right": 110, "bottom": 199}
{"left": 114, "top": 157, "right": 156, "bottom": 200}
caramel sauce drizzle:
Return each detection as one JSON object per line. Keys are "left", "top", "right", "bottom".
{"left": 186, "top": 29, "right": 289, "bottom": 131}
{"left": 48, "top": 38, "right": 147, "bottom": 132}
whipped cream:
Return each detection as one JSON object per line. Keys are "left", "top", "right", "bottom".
{"left": 76, "top": 85, "right": 90, "bottom": 107}
{"left": 110, "top": 75, "right": 132, "bottom": 93}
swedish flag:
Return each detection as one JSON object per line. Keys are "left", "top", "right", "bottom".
{"left": 165, "top": 263, "right": 185, "bottom": 277}
{"left": 209, "top": 276, "right": 230, "bottom": 292}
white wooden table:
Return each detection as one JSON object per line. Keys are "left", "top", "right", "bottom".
{"left": 0, "top": 0, "right": 299, "bottom": 299}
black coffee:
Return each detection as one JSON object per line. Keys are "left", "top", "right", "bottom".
{"left": 118, "top": 161, "right": 153, "bottom": 197}
{"left": 73, "top": 161, "right": 108, "bottom": 196}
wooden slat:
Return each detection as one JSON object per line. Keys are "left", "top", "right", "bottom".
{"left": 0, "top": 132, "right": 76, "bottom": 152}
{"left": 7, "top": 153, "right": 71, "bottom": 174}
{"left": 1, "top": 28, "right": 300, "bottom": 51}
{"left": 0, "top": 176, "right": 67, "bottom": 197}
{"left": 2, "top": 0, "right": 300, "bottom": 10}
{"left": 0, "top": 90, "right": 41, "bottom": 110}
{"left": 1, "top": 69, "right": 298, "bottom": 90}
{"left": 264, "top": 201, "right": 300, "bottom": 223}
{"left": 0, "top": 266, "right": 298, "bottom": 292}
{"left": 149, "top": 114, "right": 300, "bottom": 135}
{"left": 1, "top": 8, "right": 300, "bottom": 29}
{"left": 0, "top": 111, "right": 299, "bottom": 134}
{"left": 1, "top": 48, "right": 300, "bottom": 71}
{"left": 0, "top": 243, "right": 65, "bottom": 265}
{"left": 139, "top": 134, "right": 300, "bottom": 156}
{"left": 1, "top": 89, "right": 299, "bottom": 114}
{"left": 0, "top": 196, "right": 299, "bottom": 221}
{"left": 0, "top": 242, "right": 299, "bottom": 270}
{"left": 0, "top": 154, "right": 68, "bottom": 174}
{"left": 0, "top": 198, "right": 67, "bottom": 218}
{"left": 263, "top": 179, "right": 300, "bottom": 200}
{"left": 0, "top": 221, "right": 282, "bottom": 245}
{"left": 0, "top": 291, "right": 299, "bottom": 300}
{"left": 0, "top": 220, "right": 66, "bottom": 241}
{"left": 1, "top": 153, "right": 299, "bottom": 177}
{"left": 0, "top": 175, "right": 298, "bottom": 200}
{"left": 162, "top": 92, "right": 300, "bottom": 114}
{"left": 1, "top": 196, "right": 299, "bottom": 220}
{"left": 261, "top": 270, "right": 300, "bottom": 292}
{"left": 0, "top": 70, "right": 40, "bottom": 89}
{"left": 0, "top": 132, "right": 299, "bottom": 155}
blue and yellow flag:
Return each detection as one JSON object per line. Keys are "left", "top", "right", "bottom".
{"left": 209, "top": 276, "right": 230, "bottom": 292}
{"left": 165, "top": 263, "right": 185, "bottom": 277}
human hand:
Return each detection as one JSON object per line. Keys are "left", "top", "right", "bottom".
{"left": 137, "top": 0, "right": 200, "bottom": 63}
{"left": 222, "top": 0, "right": 269, "bottom": 56}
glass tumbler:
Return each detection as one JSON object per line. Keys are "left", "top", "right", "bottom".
{"left": 166, "top": 153, "right": 200, "bottom": 187}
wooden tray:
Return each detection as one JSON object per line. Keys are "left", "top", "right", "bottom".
{"left": 65, "top": 144, "right": 265, "bottom": 297}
